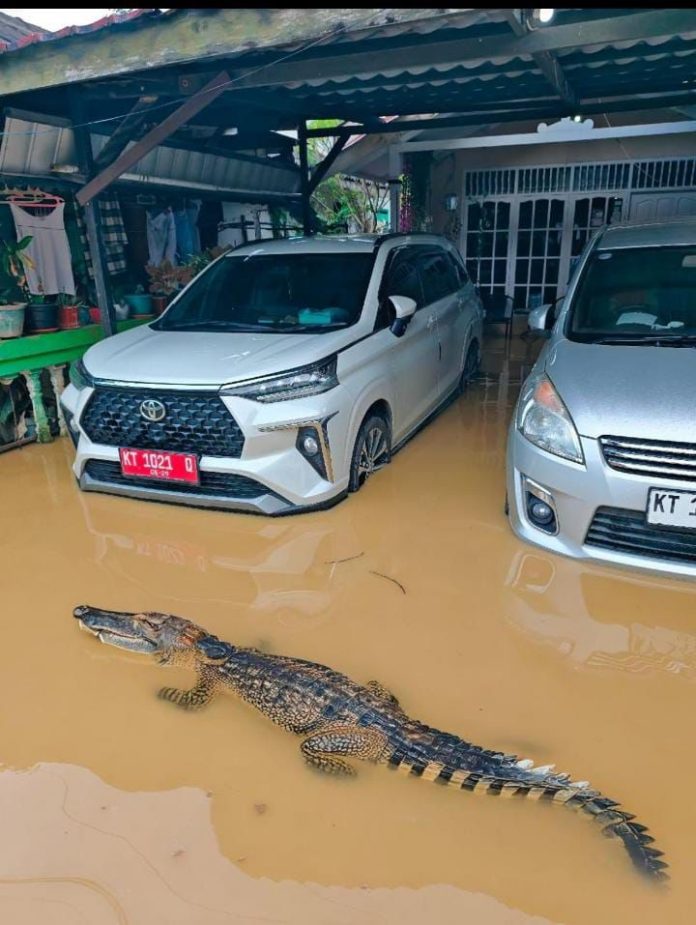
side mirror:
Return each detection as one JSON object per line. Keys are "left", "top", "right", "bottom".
{"left": 528, "top": 303, "right": 556, "bottom": 338}
{"left": 388, "top": 295, "right": 417, "bottom": 338}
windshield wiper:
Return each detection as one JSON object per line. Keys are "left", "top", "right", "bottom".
{"left": 158, "top": 320, "right": 262, "bottom": 332}
{"left": 594, "top": 334, "right": 696, "bottom": 346}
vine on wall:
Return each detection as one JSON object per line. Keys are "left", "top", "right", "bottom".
{"left": 399, "top": 152, "right": 432, "bottom": 232}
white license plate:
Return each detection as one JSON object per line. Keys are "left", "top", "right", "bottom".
{"left": 646, "top": 487, "right": 696, "bottom": 529}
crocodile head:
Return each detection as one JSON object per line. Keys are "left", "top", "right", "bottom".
{"left": 74, "top": 604, "right": 207, "bottom": 661}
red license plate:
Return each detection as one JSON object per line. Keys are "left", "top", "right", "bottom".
{"left": 119, "top": 448, "right": 199, "bottom": 484}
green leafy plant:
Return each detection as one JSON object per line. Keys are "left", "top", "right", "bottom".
{"left": 146, "top": 260, "right": 197, "bottom": 296}
{"left": 0, "top": 236, "right": 34, "bottom": 304}
{"left": 57, "top": 292, "right": 84, "bottom": 308}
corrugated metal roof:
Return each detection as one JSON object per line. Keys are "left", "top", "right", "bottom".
{"left": 0, "top": 8, "right": 173, "bottom": 55}
{"left": 0, "top": 114, "right": 300, "bottom": 199}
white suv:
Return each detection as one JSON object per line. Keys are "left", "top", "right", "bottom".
{"left": 61, "top": 234, "right": 483, "bottom": 515}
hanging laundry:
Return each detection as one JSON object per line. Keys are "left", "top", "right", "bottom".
{"left": 77, "top": 196, "right": 129, "bottom": 278}
{"left": 173, "top": 207, "right": 194, "bottom": 262}
{"left": 10, "top": 201, "right": 76, "bottom": 295}
{"left": 147, "top": 207, "right": 177, "bottom": 266}
{"left": 187, "top": 199, "right": 202, "bottom": 254}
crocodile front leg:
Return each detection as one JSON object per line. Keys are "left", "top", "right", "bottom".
{"left": 365, "top": 680, "right": 402, "bottom": 709}
{"left": 158, "top": 669, "right": 220, "bottom": 711}
{"left": 300, "top": 724, "right": 389, "bottom": 776}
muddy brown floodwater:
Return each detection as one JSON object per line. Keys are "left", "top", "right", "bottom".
{"left": 1, "top": 336, "right": 695, "bottom": 924}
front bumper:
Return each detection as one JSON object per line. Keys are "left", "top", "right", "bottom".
{"left": 507, "top": 424, "right": 696, "bottom": 579}
{"left": 61, "top": 383, "right": 351, "bottom": 516}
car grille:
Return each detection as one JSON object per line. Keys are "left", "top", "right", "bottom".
{"left": 84, "top": 460, "right": 268, "bottom": 499}
{"left": 585, "top": 506, "right": 696, "bottom": 564}
{"left": 600, "top": 435, "right": 696, "bottom": 483}
{"left": 81, "top": 388, "right": 244, "bottom": 458}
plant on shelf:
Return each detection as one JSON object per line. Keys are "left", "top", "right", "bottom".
{"left": 26, "top": 288, "right": 59, "bottom": 334}
{"left": 0, "top": 235, "right": 34, "bottom": 338}
{"left": 56, "top": 291, "right": 84, "bottom": 330}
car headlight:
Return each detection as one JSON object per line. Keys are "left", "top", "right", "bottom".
{"left": 220, "top": 356, "right": 338, "bottom": 403}
{"left": 69, "top": 357, "right": 95, "bottom": 391}
{"left": 516, "top": 372, "right": 584, "bottom": 464}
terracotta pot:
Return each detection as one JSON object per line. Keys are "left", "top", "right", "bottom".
{"left": 58, "top": 304, "right": 81, "bottom": 330}
{"left": 152, "top": 295, "right": 168, "bottom": 316}
{"left": 88, "top": 306, "right": 101, "bottom": 324}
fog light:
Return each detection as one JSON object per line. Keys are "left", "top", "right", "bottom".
{"left": 301, "top": 434, "right": 320, "bottom": 456}
{"left": 522, "top": 476, "right": 559, "bottom": 535}
{"left": 529, "top": 500, "right": 554, "bottom": 525}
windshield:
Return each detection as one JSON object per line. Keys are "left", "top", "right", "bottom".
{"left": 154, "top": 251, "right": 375, "bottom": 333}
{"left": 567, "top": 245, "right": 696, "bottom": 344}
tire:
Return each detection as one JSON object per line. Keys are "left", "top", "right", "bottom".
{"left": 348, "top": 414, "right": 391, "bottom": 492}
{"left": 459, "top": 340, "right": 480, "bottom": 394}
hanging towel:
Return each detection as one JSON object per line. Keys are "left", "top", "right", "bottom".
{"left": 10, "top": 202, "right": 76, "bottom": 296}
{"left": 147, "top": 208, "right": 177, "bottom": 266}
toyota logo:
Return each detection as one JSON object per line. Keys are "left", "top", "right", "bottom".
{"left": 139, "top": 399, "right": 167, "bottom": 423}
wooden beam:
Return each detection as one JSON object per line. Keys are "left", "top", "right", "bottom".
{"left": 501, "top": 10, "right": 577, "bottom": 108}
{"left": 93, "top": 95, "right": 158, "bottom": 168}
{"left": 76, "top": 70, "right": 230, "bottom": 206}
{"left": 307, "top": 134, "right": 348, "bottom": 195}
{"left": 223, "top": 10, "right": 696, "bottom": 91}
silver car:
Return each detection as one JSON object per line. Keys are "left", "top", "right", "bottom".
{"left": 507, "top": 219, "right": 696, "bottom": 578}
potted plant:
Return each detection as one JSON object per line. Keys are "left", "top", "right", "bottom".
{"left": 57, "top": 292, "right": 83, "bottom": 330}
{"left": 124, "top": 283, "right": 153, "bottom": 317}
{"left": 0, "top": 235, "right": 33, "bottom": 339}
{"left": 26, "top": 291, "right": 59, "bottom": 334}
{"left": 146, "top": 261, "right": 180, "bottom": 315}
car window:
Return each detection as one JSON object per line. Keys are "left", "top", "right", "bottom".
{"left": 567, "top": 245, "right": 696, "bottom": 343}
{"left": 417, "top": 248, "right": 460, "bottom": 305}
{"left": 448, "top": 251, "right": 469, "bottom": 287}
{"left": 376, "top": 247, "right": 424, "bottom": 330}
{"left": 154, "top": 252, "right": 375, "bottom": 334}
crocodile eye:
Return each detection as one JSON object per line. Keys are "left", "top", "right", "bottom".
{"left": 197, "top": 637, "right": 229, "bottom": 663}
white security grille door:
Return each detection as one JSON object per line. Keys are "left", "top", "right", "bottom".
{"left": 462, "top": 157, "right": 696, "bottom": 309}
{"left": 514, "top": 198, "right": 564, "bottom": 310}
{"left": 569, "top": 196, "right": 624, "bottom": 280}
{"left": 464, "top": 200, "right": 511, "bottom": 303}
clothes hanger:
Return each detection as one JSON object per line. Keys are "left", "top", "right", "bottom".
{"left": 0, "top": 186, "right": 64, "bottom": 208}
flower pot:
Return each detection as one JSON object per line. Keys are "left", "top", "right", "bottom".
{"left": 88, "top": 306, "right": 101, "bottom": 324}
{"left": 58, "top": 304, "right": 81, "bottom": 330}
{"left": 152, "top": 295, "right": 168, "bottom": 316}
{"left": 78, "top": 306, "right": 92, "bottom": 327}
{"left": 26, "top": 303, "right": 59, "bottom": 334}
{"left": 125, "top": 294, "right": 153, "bottom": 316}
{"left": 0, "top": 303, "right": 27, "bottom": 338}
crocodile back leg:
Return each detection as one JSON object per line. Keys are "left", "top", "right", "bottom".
{"left": 300, "top": 724, "right": 390, "bottom": 776}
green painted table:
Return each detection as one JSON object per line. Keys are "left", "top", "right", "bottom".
{"left": 0, "top": 319, "right": 150, "bottom": 443}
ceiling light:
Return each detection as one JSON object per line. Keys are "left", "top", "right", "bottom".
{"left": 538, "top": 9, "right": 555, "bottom": 24}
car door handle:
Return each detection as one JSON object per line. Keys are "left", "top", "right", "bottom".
{"left": 427, "top": 314, "right": 437, "bottom": 330}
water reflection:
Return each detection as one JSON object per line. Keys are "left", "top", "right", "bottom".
{"left": 504, "top": 550, "right": 696, "bottom": 681}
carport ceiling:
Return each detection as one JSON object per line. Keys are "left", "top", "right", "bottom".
{"left": 2, "top": 8, "right": 695, "bottom": 146}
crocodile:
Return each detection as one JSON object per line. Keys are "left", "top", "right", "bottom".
{"left": 74, "top": 604, "right": 668, "bottom": 883}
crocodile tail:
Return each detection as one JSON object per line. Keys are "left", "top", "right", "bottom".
{"left": 561, "top": 788, "right": 669, "bottom": 883}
